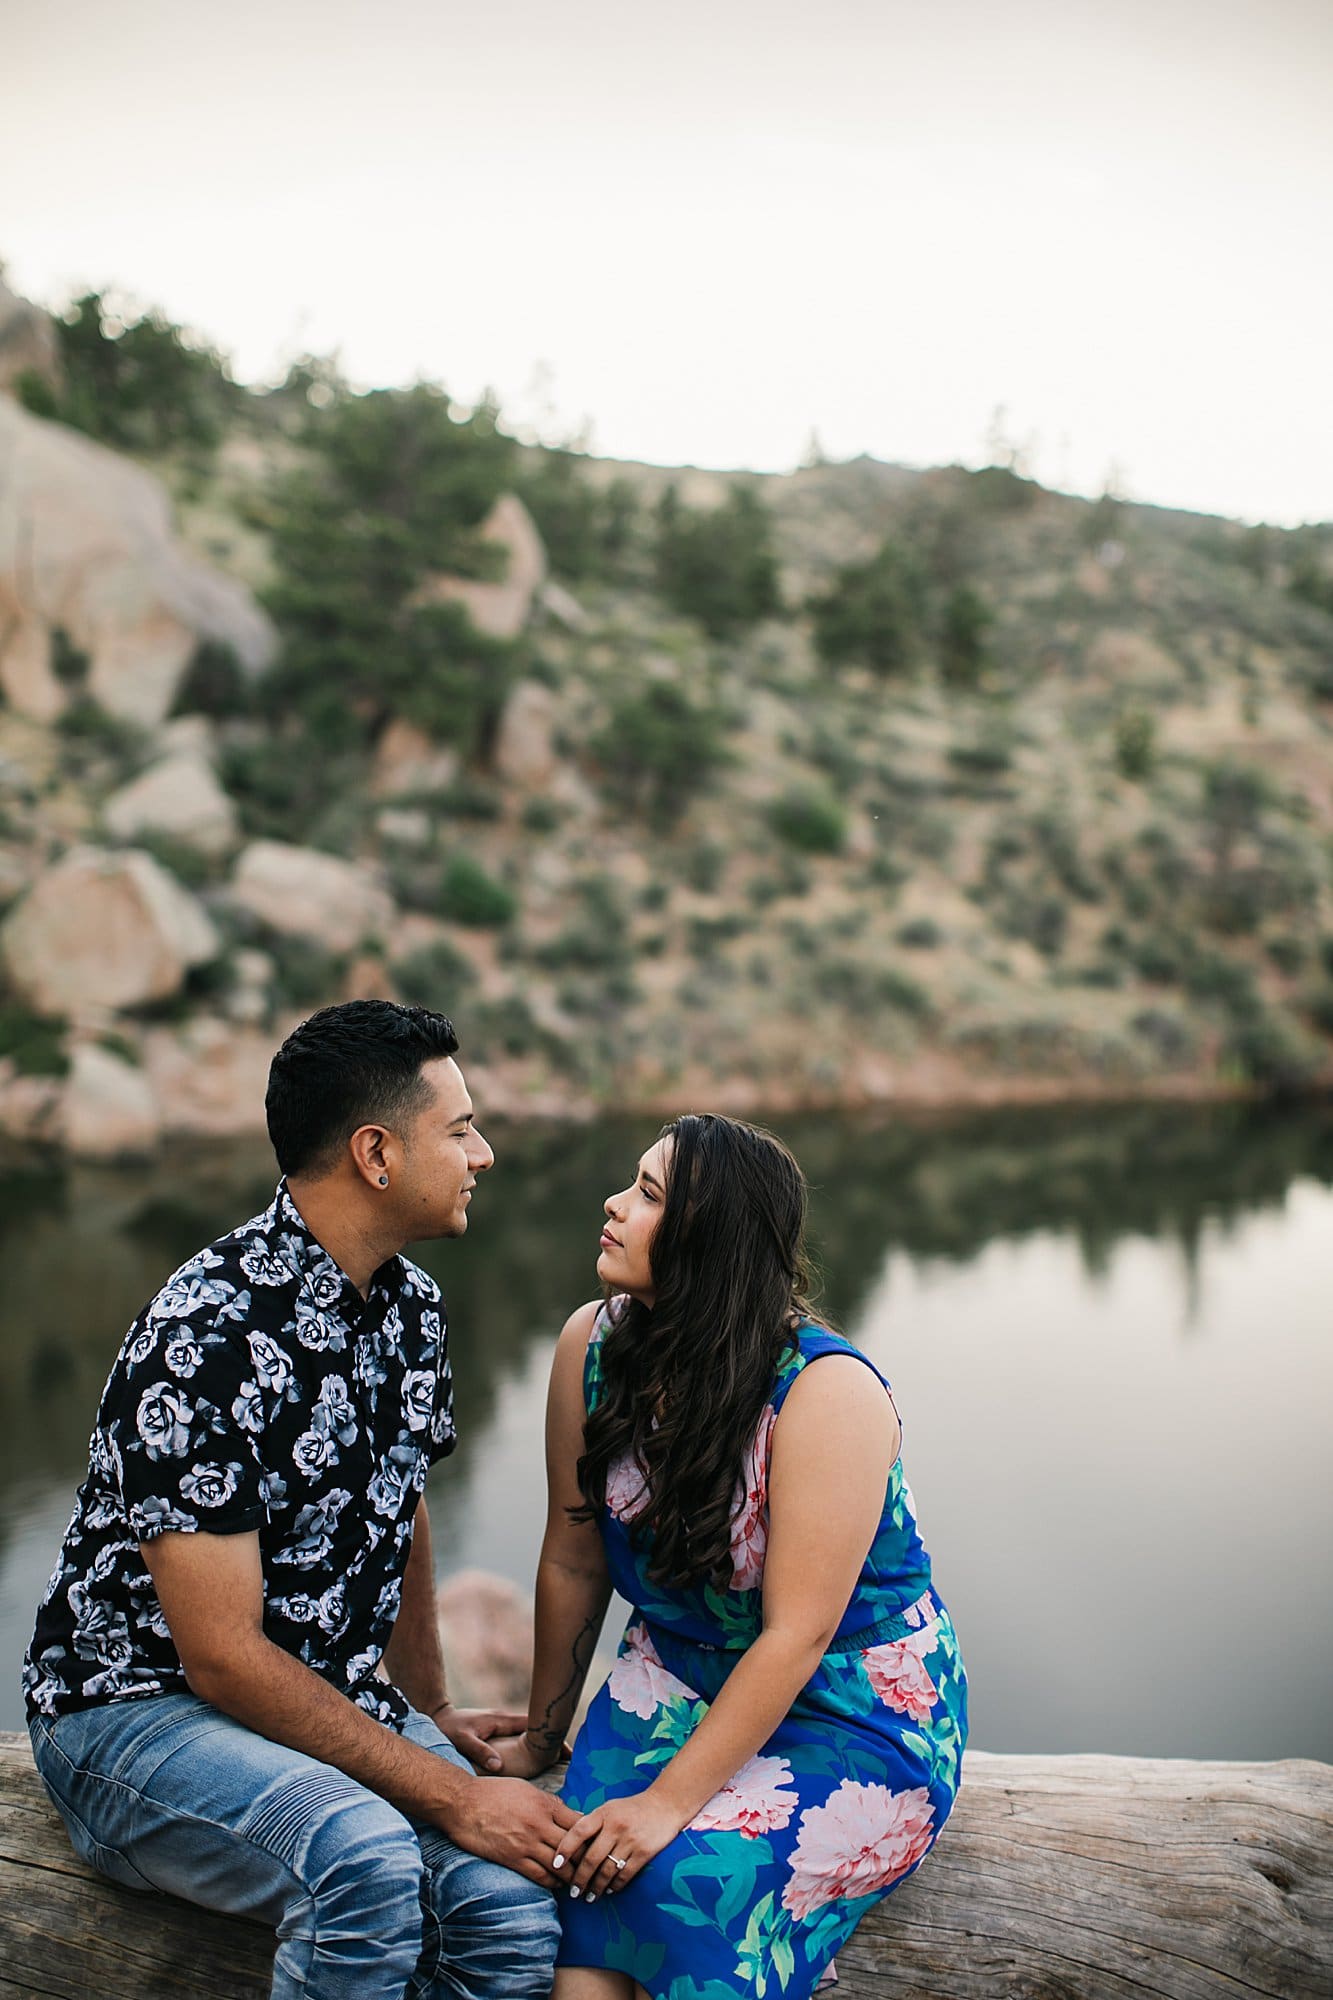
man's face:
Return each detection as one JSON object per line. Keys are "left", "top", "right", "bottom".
{"left": 393, "top": 1057, "right": 494, "bottom": 1240}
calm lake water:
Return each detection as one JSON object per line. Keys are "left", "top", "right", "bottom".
{"left": 2, "top": 1102, "right": 1330, "bottom": 1759}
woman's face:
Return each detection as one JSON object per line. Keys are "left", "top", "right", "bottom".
{"left": 598, "top": 1136, "right": 672, "bottom": 1306}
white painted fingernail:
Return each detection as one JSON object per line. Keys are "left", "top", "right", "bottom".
{"left": 553, "top": 1855, "right": 565, "bottom": 1869}
{"left": 587, "top": 1893, "right": 597, "bottom": 1903}
{"left": 569, "top": 1886, "right": 580, "bottom": 1899}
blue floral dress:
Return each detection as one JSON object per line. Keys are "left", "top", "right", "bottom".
{"left": 557, "top": 1309, "right": 968, "bottom": 1999}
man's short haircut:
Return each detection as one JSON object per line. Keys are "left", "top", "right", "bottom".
{"left": 265, "top": 999, "right": 460, "bottom": 1178}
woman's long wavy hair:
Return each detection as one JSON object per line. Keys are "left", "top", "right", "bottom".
{"left": 573, "top": 1112, "right": 819, "bottom": 1588}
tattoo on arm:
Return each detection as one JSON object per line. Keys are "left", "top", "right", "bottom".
{"left": 526, "top": 1611, "right": 601, "bottom": 1756}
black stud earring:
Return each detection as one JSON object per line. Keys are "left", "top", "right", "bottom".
{"left": 378, "top": 1175, "right": 389, "bottom": 1186}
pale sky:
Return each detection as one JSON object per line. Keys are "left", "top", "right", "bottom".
{"left": 4, "top": 0, "right": 1331, "bottom": 524}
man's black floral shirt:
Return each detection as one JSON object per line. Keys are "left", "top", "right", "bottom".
{"left": 24, "top": 1181, "right": 456, "bottom": 1730}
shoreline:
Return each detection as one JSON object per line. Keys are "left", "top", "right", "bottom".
{"left": 2, "top": 1056, "right": 1328, "bottom": 1173}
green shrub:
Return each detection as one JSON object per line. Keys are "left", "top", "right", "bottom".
{"left": 55, "top": 700, "right": 152, "bottom": 780}
{"left": 938, "top": 584, "right": 992, "bottom": 686}
{"left": 132, "top": 835, "right": 217, "bottom": 890}
{"left": 1114, "top": 707, "right": 1157, "bottom": 779}
{"left": 1301, "top": 983, "right": 1333, "bottom": 1035}
{"left": 1266, "top": 933, "right": 1308, "bottom": 975}
{"left": 768, "top": 787, "right": 847, "bottom": 855}
{"left": 464, "top": 995, "right": 550, "bottom": 1060}
{"left": 262, "top": 383, "right": 520, "bottom": 757}
{"left": 655, "top": 483, "right": 781, "bottom": 638}
{"left": 683, "top": 840, "right": 727, "bottom": 892}
{"left": 265, "top": 935, "right": 347, "bottom": 1009}
{"left": 823, "top": 957, "right": 932, "bottom": 1017}
{"left": 51, "top": 628, "right": 91, "bottom": 689}
{"left": 434, "top": 777, "right": 505, "bottom": 821}
{"left": 1221, "top": 1009, "right": 1323, "bottom": 1094}
{"left": 808, "top": 539, "right": 922, "bottom": 675}
{"left": 1132, "top": 933, "right": 1184, "bottom": 984}
{"left": 948, "top": 733, "right": 1013, "bottom": 778}
{"left": 591, "top": 681, "right": 732, "bottom": 825}
{"left": 997, "top": 889, "right": 1068, "bottom": 957}
{"left": 1182, "top": 950, "right": 1258, "bottom": 1013}
{"left": 688, "top": 912, "right": 749, "bottom": 956}
{"left": 96, "top": 1031, "right": 143, "bottom": 1068}
{"left": 36, "top": 291, "right": 235, "bottom": 454}
{"left": 515, "top": 451, "right": 642, "bottom": 582}
{"left": 0, "top": 1002, "right": 68, "bottom": 1077}
{"left": 896, "top": 918, "right": 943, "bottom": 949}
{"left": 172, "top": 640, "right": 249, "bottom": 719}
{"left": 521, "top": 796, "right": 562, "bottom": 834}
{"left": 392, "top": 938, "right": 475, "bottom": 1009}
{"left": 437, "top": 855, "right": 517, "bottom": 927}
{"left": 1130, "top": 1008, "right": 1197, "bottom": 1067}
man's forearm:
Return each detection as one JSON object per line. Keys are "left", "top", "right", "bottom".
{"left": 189, "top": 1627, "right": 473, "bottom": 1828}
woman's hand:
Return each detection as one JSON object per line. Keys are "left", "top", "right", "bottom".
{"left": 558, "top": 1787, "right": 688, "bottom": 1900}
{"left": 488, "top": 1731, "right": 561, "bottom": 1780}
{"left": 432, "top": 1701, "right": 528, "bottom": 1773}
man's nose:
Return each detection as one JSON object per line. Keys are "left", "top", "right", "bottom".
{"left": 471, "top": 1130, "right": 495, "bottom": 1172}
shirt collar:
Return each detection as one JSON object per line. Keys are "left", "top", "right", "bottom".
{"left": 269, "top": 1179, "right": 406, "bottom": 1315}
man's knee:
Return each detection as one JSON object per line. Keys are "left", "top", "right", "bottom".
{"left": 424, "top": 1853, "right": 560, "bottom": 1998}
{"left": 276, "top": 1788, "right": 427, "bottom": 1977}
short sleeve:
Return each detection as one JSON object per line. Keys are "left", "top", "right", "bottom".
{"left": 427, "top": 1351, "right": 457, "bottom": 1464}
{"left": 109, "top": 1317, "right": 269, "bottom": 1541}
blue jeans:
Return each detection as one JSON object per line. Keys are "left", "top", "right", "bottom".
{"left": 29, "top": 1695, "right": 559, "bottom": 2000}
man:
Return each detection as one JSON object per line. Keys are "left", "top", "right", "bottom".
{"left": 24, "top": 999, "right": 574, "bottom": 2000}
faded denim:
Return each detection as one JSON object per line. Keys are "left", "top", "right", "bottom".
{"left": 29, "top": 1695, "right": 559, "bottom": 2000}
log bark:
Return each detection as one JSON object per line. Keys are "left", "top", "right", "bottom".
{"left": 1, "top": 1732, "right": 1329, "bottom": 1998}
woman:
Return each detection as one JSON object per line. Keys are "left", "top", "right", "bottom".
{"left": 495, "top": 1114, "right": 967, "bottom": 1999}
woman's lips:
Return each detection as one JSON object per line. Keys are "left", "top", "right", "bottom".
{"left": 599, "top": 1231, "right": 619, "bottom": 1250}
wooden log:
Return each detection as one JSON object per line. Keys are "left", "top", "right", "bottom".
{"left": 2, "top": 1732, "right": 1329, "bottom": 1998}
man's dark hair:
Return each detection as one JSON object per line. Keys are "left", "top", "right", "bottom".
{"left": 265, "top": 1000, "right": 459, "bottom": 1177}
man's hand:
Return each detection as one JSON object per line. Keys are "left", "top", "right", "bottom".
{"left": 439, "top": 1774, "right": 581, "bottom": 1887}
{"left": 432, "top": 1701, "right": 529, "bottom": 1773}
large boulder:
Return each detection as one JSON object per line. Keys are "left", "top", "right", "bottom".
{"left": 371, "top": 719, "right": 459, "bottom": 800}
{"left": 228, "top": 840, "right": 395, "bottom": 954}
{"left": 0, "top": 397, "right": 276, "bottom": 725}
{"left": 0, "top": 278, "right": 59, "bottom": 398}
{"left": 102, "top": 752, "right": 238, "bottom": 857}
{"left": 493, "top": 679, "right": 559, "bottom": 788}
{"left": 435, "top": 1570, "right": 533, "bottom": 1710}
{"left": 418, "top": 493, "right": 547, "bottom": 641}
{"left": 0, "top": 846, "right": 219, "bottom": 1018}
{"left": 143, "top": 1017, "right": 276, "bottom": 1137}
{"left": 61, "top": 1042, "right": 160, "bottom": 1159}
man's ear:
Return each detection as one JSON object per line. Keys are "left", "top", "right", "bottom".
{"left": 348, "top": 1124, "right": 394, "bottom": 1190}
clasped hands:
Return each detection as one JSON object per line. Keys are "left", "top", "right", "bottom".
{"left": 435, "top": 1703, "right": 683, "bottom": 1896}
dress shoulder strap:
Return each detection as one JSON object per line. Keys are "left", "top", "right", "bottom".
{"left": 582, "top": 1296, "right": 620, "bottom": 1413}
{"left": 770, "top": 1322, "right": 894, "bottom": 1417}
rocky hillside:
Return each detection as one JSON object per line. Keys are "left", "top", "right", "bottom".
{"left": 2, "top": 277, "right": 1333, "bottom": 1156}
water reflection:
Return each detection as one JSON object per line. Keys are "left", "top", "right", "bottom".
{"left": 2, "top": 1101, "right": 1331, "bottom": 1752}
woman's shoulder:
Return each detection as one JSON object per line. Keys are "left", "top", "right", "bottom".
{"left": 773, "top": 1322, "right": 890, "bottom": 1400}
{"left": 557, "top": 1297, "right": 611, "bottom": 1354}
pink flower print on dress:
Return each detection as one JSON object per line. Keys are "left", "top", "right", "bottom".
{"left": 690, "top": 1752, "right": 798, "bottom": 1838}
{"left": 782, "top": 1780, "right": 935, "bottom": 1921}
{"left": 861, "top": 1621, "right": 940, "bottom": 1723}
{"left": 604, "top": 1449, "right": 651, "bottom": 1523}
{"left": 607, "top": 1622, "right": 697, "bottom": 1720}
{"left": 727, "top": 1404, "right": 776, "bottom": 1590}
